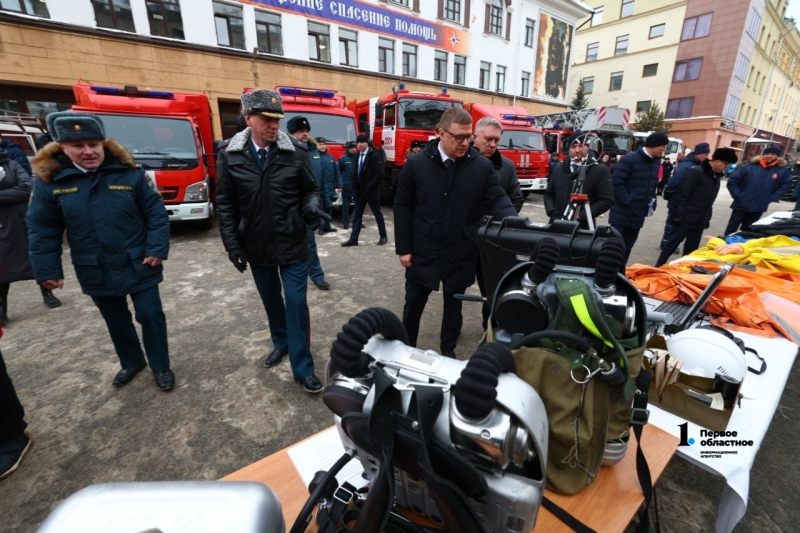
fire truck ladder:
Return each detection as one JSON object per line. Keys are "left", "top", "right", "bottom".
{"left": 537, "top": 109, "right": 595, "bottom": 130}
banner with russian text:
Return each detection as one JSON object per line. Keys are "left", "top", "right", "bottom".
{"left": 242, "top": 0, "right": 471, "bottom": 55}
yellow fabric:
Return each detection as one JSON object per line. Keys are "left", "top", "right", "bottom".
{"left": 686, "top": 235, "right": 800, "bottom": 274}
{"left": 569, "top": 294, "right": 613, "bottom": 348}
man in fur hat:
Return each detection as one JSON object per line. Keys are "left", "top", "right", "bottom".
{"left": 27, "top": 112, "right": 174, "bottom": 391}
{"left": 723, "top": 145, "right": 793, "bottom": 235}
{"left": 216, "top": 89, "right": 330, "bottom": 394}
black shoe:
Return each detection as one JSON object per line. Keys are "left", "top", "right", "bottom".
{"left": 153, "top": 369, "right": 175, "bottom": 391}
{"left": 294, "top": 374, "right": 324, "bottom": 393}
{"left": 441, "top": 350, "right": 456, "bottom": 359}
{"left": 341, "top": 240, "right": 358, "bottom": 247}
{"left": 313, "top": 279, "right": 331, "bottom": 290}
{"left": 0, "top": 433, "right": 32, "bottom": 481}
{"left": 41, "top": 290, "right": 62, "bottom": 309}
{"left": 264, "top": 348, "right": 289, "bottom": 368}
{"left": 318, "top": 227, "right": 325, "bottom": 235}
{"left": 112, "top": 360, "right": 147, "bottom": 388}
{"left": 324, "top": 227, "right": 338, "bottom": 233}
{"left": 377, "top": 237, "right": 388, "bottom": 245}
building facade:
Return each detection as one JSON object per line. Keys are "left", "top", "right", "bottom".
{"left": 0, "top": 0, "right": 591, "bottom": 139}
{"left": 570, "top": 0, "right": 800, "bottom": 157}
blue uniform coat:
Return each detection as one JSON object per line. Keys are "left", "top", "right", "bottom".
{"left": 320, "top": 151, "right": 340, "bottom": 202}
{"left": 663, "top": 152, "right": 702, "bottom": 209}
{"left": 0, "top": 139, "right": 32, "bottom": 176}
{"left": 0, "top": 152, "right": 34, "bottom": 284}
{"left": 27, "top": 140, "right": 169, "bottom": 296}
{"left": 338, "top": 152, "right": 355, "bottom": 196}
{"left": 609, "top": 148, "right": 660, "bottom": 229}
{"left": 727, "top": 156, "right": 792, "bottom": 213}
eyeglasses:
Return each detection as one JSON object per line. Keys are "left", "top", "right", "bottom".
{"left": 442, "top": 128, "right": 475, "bottom": 144}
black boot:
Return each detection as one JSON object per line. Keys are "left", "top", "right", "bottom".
{"left": 0, "top": 295, "right": 7, "bottom": 326}
{"left": 40, "top": 286, "right": 62, "bottom": 309}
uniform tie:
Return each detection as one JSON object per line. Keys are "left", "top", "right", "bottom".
{"left": 258, "top": 148, "right": 267, "bottom": 168}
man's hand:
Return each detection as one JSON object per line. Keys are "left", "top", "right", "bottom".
{"left": 142, "top": 257, "right": 163, "bottom": 267}
{"left": 228, "top": 248, "right": 248, "bottom": 273}
{"left": 304, "top": 205, "right": 333, "bottom": 230}
{"left": 399, "top": 254, "right": 412, "bottom": 268}
{"left": 41, "top": 279, "right": 64, "bottom": 291}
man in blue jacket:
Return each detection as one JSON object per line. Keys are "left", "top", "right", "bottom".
{"left": 609, "top": 131, "right": 666, "bottom": 262}
{"left": 27, "top": 112, "right": 174, "bottom": 391}
{"left": 0, "top": 134, "right": 32, "bottom": 176}
{"left": 316, "top": 137, "right": 340, "bottom": 235}
{"left": 660, "top": 142, "right": 710, "bottom": 250}
{"left": 338, "top": 141, "right": 357, "bottom": 229}
{"left": 724, "top": 145, "right": 793, "bottom": 235}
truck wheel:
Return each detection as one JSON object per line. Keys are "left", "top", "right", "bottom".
{"left": 522, "top": 191, "right": 531, "bottom": 198}
{"left": 195, "top": 214, "right": 214, "bottom": 230}
{"left": 380, "top": 179, "right": 394, "bottom": 205}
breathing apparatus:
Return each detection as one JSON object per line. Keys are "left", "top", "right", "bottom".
{"left": 292, "top": 308, "right": 549, "bottom": 533}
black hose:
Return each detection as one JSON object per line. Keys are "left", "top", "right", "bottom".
{"left": 330, "top": 308, "right": 409, "bottom": 378}
{"left": 529, "top": 237, "right": 560, "bottom": 284}
{"left": 290, "top": 450, "right": 355, "bottom": 533}
{"left": 595, "top": 238, "right": 626, "bottom": 289}
{"left": 454, "top": 343, "right": 516, "bottom": 420}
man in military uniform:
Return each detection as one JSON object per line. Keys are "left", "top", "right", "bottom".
{"left": 316, "top": 137, "right": 340, "bottom": 235}
{"left": 216, "top": 90, "right": 330, "bottom": 393}
{"left": 338, "top": 141, "right": 357, "bottom": 229}
{"left": 27, "top": 112, "right": 174, "bottom": 391}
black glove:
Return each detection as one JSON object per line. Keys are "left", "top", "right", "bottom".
{"left": 303, "top": 205, "right": 333, "bottom": 230}
{"left": 228, "top": 248, "right": 248, "bottom": 273}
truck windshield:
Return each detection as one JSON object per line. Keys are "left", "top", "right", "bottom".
{"left": 281, "top": 112, "right": 357, "bottom": 145}
{"left": 398, "top": 98, "right": 462, "bottom": 130}
{"left": 498, "top": 130, "right": 545, "bottom": 150}
{"left": 95, "top": 114, "right": 198, "bottom": 161}
{"left": 597, "top": 132, "right": 633, "bottom": 156}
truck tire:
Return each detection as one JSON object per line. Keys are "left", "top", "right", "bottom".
{"left": 522, "top": 191, "right": 531, "bottom": 198}
{"left": 380, "top": 178, "right": 394, "bottom": 205}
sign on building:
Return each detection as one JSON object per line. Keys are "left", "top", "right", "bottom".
{"left": 533, "top": 12, "right": 573, "bottom": 101}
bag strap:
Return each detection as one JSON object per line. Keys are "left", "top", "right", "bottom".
{"left": 541, "top": 496, "right": 597, "bottom": 533}
{"left": 746, "top": 347, "right": 767, "bottom": 375}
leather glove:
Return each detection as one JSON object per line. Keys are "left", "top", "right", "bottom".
{"left": 228, "top": 248, "right": 248, "bottom": 273}
{"left": 303, "top": 205, "right": 333, "bottom": 230}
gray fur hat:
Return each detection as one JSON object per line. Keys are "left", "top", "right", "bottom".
{"left": 46, "top": 111, "right": 106, "bottom": 143}
{"left": 241, "top": 89, "right": 284, "bottom": 118}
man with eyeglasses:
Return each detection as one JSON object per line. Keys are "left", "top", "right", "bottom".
{"left": 394, "top": 108, "right": 517, "bottom": 358}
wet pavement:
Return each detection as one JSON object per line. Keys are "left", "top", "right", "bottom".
{"left": 0, "top": 186, "right": 797, "bottom": 532}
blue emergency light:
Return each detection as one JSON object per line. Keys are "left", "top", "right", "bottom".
{"left": 89, "top": 86, "right": 174, "bottom": 99}
{"left": 399, "top": 83, "right": 406, "bottom": 90}
{"left": 278, "top": 87, "right": 336, "bottom": 98}
{"left": 441, "top": 88, "right": 447, "bottom": 95}
{"left": 501, "top": 114, "right": 537, "bottom": 123}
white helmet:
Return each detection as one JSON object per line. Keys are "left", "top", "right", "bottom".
{"left": 666, "top": 328, "right": 747, "bottom": 381}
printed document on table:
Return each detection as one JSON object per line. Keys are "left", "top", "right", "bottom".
{"left": 287, "top": 427, "right": 369, "bottom": 490}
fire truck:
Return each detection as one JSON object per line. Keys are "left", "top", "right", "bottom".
{"left": 71, "top": 83, "right": 217, "bottom": 228}
{"left": 465, "top": 103, "right": 549, "bottom": 196}
{"left": 348, "top": 83, "right": 462, "bottom": 204}
{"left": 632, "top": 131, "right": 684, "bottom": 164}
{"left": 538, "top": 107, "right": 634, "bottom": 161}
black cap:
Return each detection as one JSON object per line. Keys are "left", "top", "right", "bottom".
{"left": 645, "top": 132, "right": 669, "bottom": 148}
{"left": 565, "top": 130, "right": 586, "bottom": 146}
{"left": 345, "top": 141, "right": 357, "bottom": 149}
{"left": 315, "top": 136, "right": 327, "bottom": 144}
{"left": 356, "top": 134, "right": 369, "bottom": 143}
{"left": 712, "top": 148, "right": 738, "bottom": 164}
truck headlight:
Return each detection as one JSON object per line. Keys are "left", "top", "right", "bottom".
{"left": 185, "top": 180, "right": 208, "bottom": 202}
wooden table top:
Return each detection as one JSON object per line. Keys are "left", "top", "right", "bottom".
{"left": 222, "top": 424, "right": 678, "bottom": 532}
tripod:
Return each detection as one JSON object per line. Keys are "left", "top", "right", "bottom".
{"left": 562, "top": 165, "right": 596, "bottom": 231}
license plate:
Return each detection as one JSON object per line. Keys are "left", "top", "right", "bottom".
{"left": 519, "top": 180, "right": 533, "bottom": 186}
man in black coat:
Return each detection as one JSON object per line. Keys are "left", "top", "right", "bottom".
{"left": 655, "top": 148, "right": 739, "bottom": 266}
{"left": 394, "top": 108, "right": 517, "bottom": 357}
{"left": 216, "top": 89, "right": 330, "bottom": 394}
{"left": 341, "top": 134, "right": 388, "bottom": 246}
{"left": 544, "top": 130, "right": 613, "bottom": 229}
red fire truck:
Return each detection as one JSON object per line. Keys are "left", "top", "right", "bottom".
{"left": 347, "top": 83, "right": 462, "bottom": 204}
{"left": 538, "top": 107, "right": 634, "bottom": 161}
{"left": 71, "top": 83, "right": 217, "bottom": 228}
{"left": 465, "top": 103, "right": 549, "bottom": 197}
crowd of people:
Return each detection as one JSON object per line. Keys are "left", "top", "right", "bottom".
{"left": 0, "top": 87, "right": 796, "bottom": 482}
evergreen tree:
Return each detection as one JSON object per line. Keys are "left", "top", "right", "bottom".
{"left": 569, "top": 80, "right": 589, "bottom": 110}
{"left": 633, "top": 102, "right": 672, "bottom": 134}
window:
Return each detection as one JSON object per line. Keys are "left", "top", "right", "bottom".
{"left": 681, "top": 13, "right": 712, "bottom": 41}
{"left": 496, "top": 65, "right": 506, "bottom": 92}
{"left": 583, "top": 76, "right": 594, "bottom": 94}
{"left": 621, "top": 0, "right": 634, "bottom": 18}
{"left": 378, "top": 38, "right": 394, "bottom": 73}
{"left": 609, "top": 71, "right": 623, "bottom": 91}
{"left": 390, "top": 0, "right": 409, "bottom": 6}
{"left": 673, "top": 58, "right": 703, "bottom": 81}
{"left": 214, "top": 2, "right": 244, "bottom": 49}
{"left": 649, "top": 24, "right": 665, "bottom": 39}
{"left": 402, "top": 43, "right": 417, "bottom": 77}
{"left": 454, "top": 55, "right": 466, "bottom": 85}
{"left": 0, "top": 0, "right": 49, "bottom": 17}
{"left": 591, "top": 6, "right": 603, "bottom": 27}
{"left": 308, "top": 21, "right": 330, "bottom": 62}
{"left": 636, "top": 101, "right": 651, "bottom": 113}
{"left": 666, "top": 97, "right": 694, "bottom": 118}
{"left": 642, "top": 63, "right": 658, "bottom": 77}
{"left": 255, "top": 11, "right": 282, "bottom": 55}
{"left": 488, "top": 0, "right": 503, "bottom": 36}
{"left": 145, "top": 0, "right": 183, "bottom": 39}
{"left": 586, "top": 42, "right": 599, "bottom": 62}
{"left": 615, "top": 35, "right": 629, "bottom": 56}
{"left": 524, "top": 18, "right": 535, "bottom": 47}
{"left": 746, "top": 9, "right": 761, "bottom": 39}
{"left": 480, "top": 61, "right": 491, "bottom": 90}
{"left": 734, "top": 53, "right": 750, "bottom": 81}
{"left": 92, "top": 0, "right": 135, "bottom": 32}
{"left": 339, "top": 28, "right": 358, "bottom": 67}
{"left": 444, "top": 0, "right": 460, "bottom": 23}
{"left": 434, "top": 50, "right": 448, "bottom": 82}
{"left": 520, "top": 71, "right": 530, "bottom": 96}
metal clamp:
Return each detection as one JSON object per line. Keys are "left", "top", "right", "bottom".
{"left": 570, "top": 364, "right": 603, "bottom": 385}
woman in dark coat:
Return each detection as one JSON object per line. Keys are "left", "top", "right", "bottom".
{"left": 0, "top": 150, "right": 60, "bottom": 325}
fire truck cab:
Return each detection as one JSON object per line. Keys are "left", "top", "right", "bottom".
{"left": 71, "top": 84, "right": 216, "bottom": 228}
{"left": 539, "top": 107, "right": 634, "bottom": 162}
{"left": 349, "top": 84, "right": 462, "bottom": 204}
{"left": 465, "top": 103, "right": 549, "bottom": 195}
